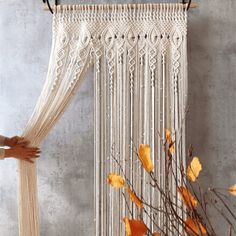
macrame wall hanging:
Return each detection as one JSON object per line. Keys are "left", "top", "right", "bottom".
{"left": 18, "top": 3, "right": 188, "bottom": 236}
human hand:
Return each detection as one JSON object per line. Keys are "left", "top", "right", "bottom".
{"left": 5, "top": 146, "right": 41, "bottom": 163}
{"left": 4, "top": 136, "right": 29, "bottom": 148}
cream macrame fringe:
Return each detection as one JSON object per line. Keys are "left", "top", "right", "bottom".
{"left": 18, "top": 3, "right": 187, "bottom": 236}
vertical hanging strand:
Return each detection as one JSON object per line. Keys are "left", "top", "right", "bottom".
{"left": 118, "top": 39, "right": 126, "bottom": 232}
{"left": 177, "top": 38, "right": 184, "bottom": 234}
{"left": 177, "top": 25, "right": 183, "bottom": 234}
{"left": 94, "top": 46, "right": 102, "bottom": 236}
{"left": 113, "top": 44, "right": 119, "bottom": 236}
{"left": 168, "top": 33, "right": 176, "bottom": 236}
{"left": 164, "top": 53, "right": 168, "bottom": 234}
{"left": 155, "top": 47, "right": 162, "bottom": 230}
{"left": 99, "top": 45, "right": 104, "bottom": 236}
{"left": 123, "top": 38, "right": 132, "bottom": 219}
{"left": 107, "top": 44, "right": 115, "bottom": 235}
{"left": 171, "top": 37, "right": 176, "bottom": 234}
{"left": 117, "top": 41, "right": 123, "bottom": 235}
{"left": 128, "top": 39, "right": 136, "bottom": 216}
{"left": 161, "top": 50, "right": 166, "bottom": 232}
{"left": 172, "top": 10, "right": 183, "bottom": 233}
{"left": 125, "top": 43, "right": 132, "bottom": 218}
{"left": 149, "top": 43, "right": 157, "bottom": 232}
{"left": 138, "top": 40, "right": 145, "bottom": 220}
{"left": 102, "top": 44, "right": 108, "bottom": 236}
{"left": 180, "top": 9, "right": 188, "bottom": 231}
{"left": 144, "top": 37, "right": 151, "bottom": 227}
{"left": 109, "top": 55, "right": 113, "bottom": 236}
{"left": 122, "top": 41, "right": 129, "bottom": 219}
{"left": 133, "top": 40, "right": 140, "bottom": 220}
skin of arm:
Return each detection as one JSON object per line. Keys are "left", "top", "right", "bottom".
{"left": 1, "top": 136, "right": 40, "bottom": 163}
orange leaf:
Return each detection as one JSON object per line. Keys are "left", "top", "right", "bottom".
{"left": 152, "top": 232, "right": 161, "bottom": 236}
{"left": 123, "top": 217, "right": 148, "bottom": 236}
{"left": 185, "top": 218, "right": 207, "bottom": 235}
{"left": 187, "top": 157, "right": 202, "bottom": 182}
{"left": 126, "top": 187, "right": 144, "bottom": 208}
{"left": 107, "top": 173, "right": 125, "bottom": 188}
{"left": 138, "top": 144, "right": 154, "bottom": 173}
{"left": 177, "top": 186, "right": 198, "bottom": 209}
{"left": 165, "top": 129, "right": 173, "bottom": 144}
{"left": 228, "top": 184, "right": 236, "bottom": 196}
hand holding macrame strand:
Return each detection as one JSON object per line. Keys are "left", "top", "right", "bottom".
{"left": 1, "top": 135, "right": 40, "bottom": 163}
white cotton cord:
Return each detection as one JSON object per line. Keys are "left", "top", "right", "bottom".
{"left": 18, "top": 3, "right": 187, "bottom": 236}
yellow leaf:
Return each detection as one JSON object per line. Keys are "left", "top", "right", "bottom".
{"left": 177, "top": 186, "right": 198, "bottom": 209}
{"left": 123, "top": 217, "right": 132, "bottom": 236}
{"left": 126, "top": 187, "right": 144, "bottom": 208}
{"left": 169, "top": 142, "right": 175, "bottom": 155}
{"left": 187, "top": 157, "right": 202, "bottom": 182}
{"left": 152, "top": 232, "right": 161, "bottom": 236}
{"left": 185, "top": 218, "right": 207, "bottom": 235}
{"left": 138, "top": 144, "right": 154, "bottom": 173}
{"left": 165, "top": 129, "right": 172, "bottom": 144}
{"left": 228, "top": 184, "right": 236, "bottom": 196}
{"left": 107, "top": 173, "right": 125, "bottom": 188}
{"left": 123, "top": 217, "right": 148, "bottom": 236}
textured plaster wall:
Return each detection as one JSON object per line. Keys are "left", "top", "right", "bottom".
{"left": 0, "top": 0, "right": 235, "bottom": 235}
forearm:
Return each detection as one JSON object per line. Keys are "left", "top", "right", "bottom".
{"left": 1, "top": 148, "right": 28, "bottom": 159}
{"left": 0, "top": 148, "right": 5, "bottom": 159}
{"left": 0, "top": 136, "right": 12, "bottom": 147}
{"left": 0, "top": 135, "right": 6, "bottom": 146}
{"left": 0, "top": 147, "right": 18, "bottom": 159}
{"left": 0, "top": 148, "right": 12, "bottom": 159}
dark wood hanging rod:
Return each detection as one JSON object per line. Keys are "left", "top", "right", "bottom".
{"left": 44, "top": 3, "right": 198, "bottom": 12}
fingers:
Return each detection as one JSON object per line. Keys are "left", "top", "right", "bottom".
{"left": 26, "top": 153, "right": 40, "bottom": 157}
{"left": 26, "top": 148, "right": 41, "bottom": 158}
{"left": 26, "top": 147, "right": 40, "bottom": 151}
{"left": 26, "top": 155, "right": 40, "bottom": 159}
{"left": 24, "top": 147, "right": 41, "bottom": 155}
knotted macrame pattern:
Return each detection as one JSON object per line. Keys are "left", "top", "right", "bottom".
{"left": 18, "top": 4, "right": 188, "bottom": 236}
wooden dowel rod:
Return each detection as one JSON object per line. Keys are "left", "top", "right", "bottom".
{"left": 44, "top": 3, "right": 198, "bottom": 11}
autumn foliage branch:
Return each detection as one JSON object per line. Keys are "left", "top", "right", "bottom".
{"left": 107, "top": 129, "right": 236, "bottom": 236}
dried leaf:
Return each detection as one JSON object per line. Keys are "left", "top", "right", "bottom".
{"left": 123, "top": 217, "right": 148, "bottom": 236}
{"left": 123, "top": 217, "right": 132, "bottom": 236}
{"left": 187, "top": 157, "right": 202, "bottom": 182}
{"left": 152, "top": 232, "right": 161, "bottom": 236}
{"left": 169, "top": 142, "right": 175, "bottom": 155}
{"left": 165, "top": 129, "right": 175, "bottom": 156}
{"left": 228, "top": 184, "right": 236, "bottom": 196}
{"left": 165, "top": 129, "right": 172, "bottom": 144}
{"left": 107, "top": 173, "right": 125, "bottom": 188}
{"left": 177, "top": 186, "right": 198, "bottom": 209}
{"left": 138, "top": 144, "right": 154, "bottom": 173}
{"left": 126, "top": 187, "right": 144, "bottom": 208}
{"left": 185, "top": 218, "right": 207, "bottom": 235}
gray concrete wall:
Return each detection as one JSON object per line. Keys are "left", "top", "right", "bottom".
{"left": 0, "top": 0, "right": 235, "bottom": 235}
